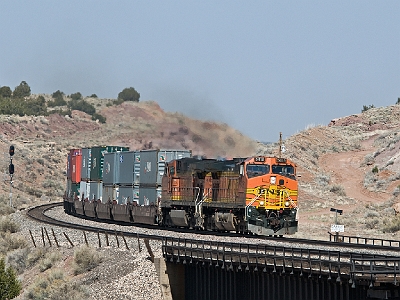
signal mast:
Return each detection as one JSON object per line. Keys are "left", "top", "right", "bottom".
{"left": 9, "top": 145, "right": 14, "bottom": 207}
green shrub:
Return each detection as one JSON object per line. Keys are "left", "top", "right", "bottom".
{"left": 47, "top": 96, "right": 67, "bottom": 107}
{"left": 67, "top": 99, "right": 96, "bottom": 115}
{"left": 91, "top": 113, "right": 106, "bottom": 123}
{"left": 0, "top": 233, "right": 27, "bottom": 254}
{"left": 27, "top": 248, "right": 46, "bottom": 267}
{"left": 25, "top": 269, "right": 88, "bottom": 300}
{"left": 46, "top": 281, "right": 89, "bottom": 300}
{"left": 6, "top": 247, "right": 30, "bottom": 274}
{"left": 118, "top": 87, "right": 140, "bottom": 102}
{"left": 49, "top": 109, "right": 72, "bottom": 117}
{"left": 0, "top": 201, "right": 15, "bottom": 216}
{"left": 383, "top": 217, "right": 400, "bottom": 233}
{"left": 0, "top": 257, "right": 22, "bottom": 299}
{"left": 363, "top": 154, "right": 375, "bottom": 166}
{"left": 70, "top": 92, "right": 82, "bottom": 101}
{"left": 112, "top": 98, "right": 124, "bottom": 106}
{"left": 13, "top": 81, "right": 31, "bottom": 98}
{"left": 52, "top": 90, "right": 64, "bottom": 99}
{"left": 0, "top": 86, "right": 12, "bottom": 98}
{"left": 365, "top": 218, "right": 379, "bottom": 229}
{"left": 0, "top": 216, "right": 20, "bottom": 233}
{"left": 73, "top": 246, "right": 102, "bottom": 275}
{"left": 316, "top": 173, "right": 330, "bottom": 187}
{"left": 39, "top": 251, "right": 60, "bottom": 272}
{"left": 329, "top": 185, "right": 346, "bottom": 196}
{"left": 362, "top": 104, "right": 375, "bottom": 112}
{"left": 372, "top": 166, "right": 379, "bottom": 174}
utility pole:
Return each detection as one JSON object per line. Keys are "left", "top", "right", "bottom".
{"left": 9, "top": 145, "right": 15, "bottom": 207}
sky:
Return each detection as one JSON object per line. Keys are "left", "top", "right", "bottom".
{"left": 1, "top": 1, "right": 399, "bottom": 142}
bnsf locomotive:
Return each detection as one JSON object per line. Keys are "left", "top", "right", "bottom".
{"left": 64, "top": 147, "right": 298, "bottom": 236}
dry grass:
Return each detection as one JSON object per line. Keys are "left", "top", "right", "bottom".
{"left": 0, "top": 215, "right": 20, "bottom": 233}
{"left": 73, "top": 245, "right": 103, "bottom": 275}
{"left": 24, "top": 268, "right": 89, "bottom": 300}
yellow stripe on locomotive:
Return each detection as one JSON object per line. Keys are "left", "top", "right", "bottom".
{"left": 245, "top": 186, "right": 298, "bottom": 209}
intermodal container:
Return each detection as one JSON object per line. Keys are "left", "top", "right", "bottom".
{"left": 119, "top": 151, "right": 137, "bottom": 185}
{"left": 139, "top": 149, "right": 192, "bottom": 186}
{"left": 103, "top": 150, "right": 136, "bottom": 185}
{"left": 66, "top": 154, "right": 71, "bottom": 180}
{"left": 118, "top": 186, "right": 134, "bottom": 204}
{"left": 102, "top": 185, "right": 118, "bottom": 203}
{"left": 81, "top": 148, "right": 91, "bottom": 181}
{"left": 70, "top": 149, "right": 82, "bottom": 183}
{"left": 134, "top": 151, "right": 141, "bottom": 185}
{"left": 79, "top": 181, "right": 90, "bottom": 200}
{"left": 90, "top": 146, "right": 129, "bottom": 181}
{"left": 89, "top": 181, "right": 102, "bottom": 201}
{"left": 66, "top": 180, "right": 81, "bottom": 199}
{"left": 103, "top": 152, "right": 119, "bottom": 185}
{"left": 138, "top": 186, "right": 161, "bottom": 206}
{"left": 133, "top": 186, "right": 140, "bottom": 204}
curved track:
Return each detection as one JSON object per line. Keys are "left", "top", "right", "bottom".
{"left": 27, "top": 202, "right": 400, "bottom": 253}
{"left": 27, "top": 202, "right": 163, "bottom": 240}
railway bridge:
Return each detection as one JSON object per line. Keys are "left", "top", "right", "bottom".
{"left": 160, "top": 237, "right": 400, "bottom": 300}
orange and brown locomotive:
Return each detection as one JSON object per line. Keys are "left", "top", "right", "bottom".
{"left": 160, "top": 155, "right": 298, "bottom": 235}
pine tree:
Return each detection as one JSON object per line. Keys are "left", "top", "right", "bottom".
{"left": 0, "top": 258, "right": 22, "bottom": 300}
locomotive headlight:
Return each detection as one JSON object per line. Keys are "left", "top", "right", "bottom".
{"left": 270, "top": 176, "right": 276, "bottom": 184}
{"left": 259, "top": 201, "right": 265, "bottom": 206}
{"left": 285, "top": 201, "right": 290, "bottom": 207}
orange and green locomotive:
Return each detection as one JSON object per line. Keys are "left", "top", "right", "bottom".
{"left": 160, "top": 155, "right": 298, "bottom": 235}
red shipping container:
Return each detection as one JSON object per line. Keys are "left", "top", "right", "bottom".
{"left": 70, "top": 149, "right": 82, "bottom": 183}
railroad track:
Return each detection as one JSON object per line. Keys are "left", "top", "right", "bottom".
{"left": 27, "top": 202, "right": 400, "bottom": 254}
{"left": 26, "top": 202, "right": 164, "bottom": 241}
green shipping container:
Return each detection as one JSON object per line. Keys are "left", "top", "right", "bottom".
{"left": 66, "top": 180, "right": 81, "bottom": 199}
{"left": 90, "top": 146, "right": 129, "bottom": 181}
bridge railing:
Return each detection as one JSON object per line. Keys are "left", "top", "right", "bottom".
{"left": 162, "top": 237, "right": 400, "bottom": 285}
{"left": 328, "top": 232, "right": 400, "bottom": 248}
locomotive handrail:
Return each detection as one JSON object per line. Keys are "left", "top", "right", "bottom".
{"left": 194, "top": 187, "right": 201, "bottom": 214}
{"left": 244, "top": 193, "right": 263, "bottom": 221}
{"left": 194, "top": 187, "right": 211, "bottom": 229}
{"left": 195, "top": 187, "right": 210, "bottom": 214}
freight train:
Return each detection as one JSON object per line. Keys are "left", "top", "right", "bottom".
{"left": 64, "top": 146, "right": 299, "bottom": 236}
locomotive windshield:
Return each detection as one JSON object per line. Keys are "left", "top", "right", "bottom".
{"left": 272, "top": 165, "right": 295, "bottom": 179}
{"left": 246, "top": 164, "right": 270, "bottom": 178}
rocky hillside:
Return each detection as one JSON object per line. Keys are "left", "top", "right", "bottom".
{"left": 258, "top": 104, "right": 400, "bottom": 238}
{"left": 0, "top": 97, "right": 257, "bottom": 210}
